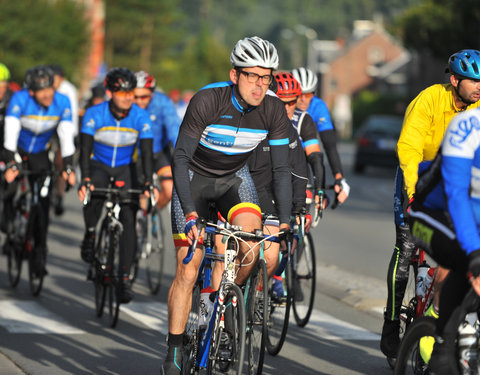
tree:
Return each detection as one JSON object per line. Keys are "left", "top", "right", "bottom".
{"left": 394, "top": 0, "right": 480, "bottom": 59}
{"left": 0, "top": 0, "right": 89, "bottom": 85}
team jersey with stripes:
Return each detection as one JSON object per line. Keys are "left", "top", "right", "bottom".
{"left": 290, "top": 107, "right": 320, "bottom": 148}
{"left": 81, "top": 101, "right": 153, "bottom": 168}
{"left": 4, "top": 89, "right": 75, "bottom": 157}
{"left": 172, "top": 81, "right": 292, "bottom": 222}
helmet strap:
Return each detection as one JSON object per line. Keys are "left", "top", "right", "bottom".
{"left": 108, "top": 99, "right": 130, "bottom": 120}
{"left": 453, "top": 79, "right": 474, "bottom": 109}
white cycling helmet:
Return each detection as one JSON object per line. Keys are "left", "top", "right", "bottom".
{"left": 291, "top": 67, "right": 318, "bottom": 93}
{"left": 230, "top": 36, "right": 279, "bottom": 70}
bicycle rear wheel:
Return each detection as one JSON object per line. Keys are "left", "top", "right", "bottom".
{"left": 394, "top": 317, "right": 436, "bottom": 375}
{"left": 245, "top": 259, "right": 268, "bottom": 375}
{"left": 292, "top": 232, "right": 316, "bottom": 327}
{"left": 183, "top": 283, "right": 201, "bottom": 375}
{"left": 146, "top": 209, "right": 165, "bottom": 294}
{"left": 266, "top": 262, "right": 291, "bottom": 356}
{"left": 207, "top": 283, "right": 246, "bottom": 375}
{"left": 7, "top": 238, "right": 23, "bottom": 288}
{"left": 108, "top": 231, "right": 121, "bottom": 328}
{"left": 94, "top": 220, "right": 109, "bottom": 317}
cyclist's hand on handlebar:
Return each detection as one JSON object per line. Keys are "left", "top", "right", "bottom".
{"left": 4, "top": 161, "right": 19, "bottom": 183}
{"left": 334, "top": 176, "right": 350, "bottom": 205}
{"left": 78, "top": 178, "right": 94, "bottom": 202}
{"left": 62, "top": 165, "right": 76, "bottom": 189}
{"left": 184, "top": 212, "right": 202, "bottom": 246}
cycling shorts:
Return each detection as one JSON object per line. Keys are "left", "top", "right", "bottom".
{"left": 171, "top": 164, "right": 260, "bottom": 247}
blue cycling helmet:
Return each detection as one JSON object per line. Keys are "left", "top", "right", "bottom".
{"left": 447, "top": 49, "right": 480, "bottom": 80}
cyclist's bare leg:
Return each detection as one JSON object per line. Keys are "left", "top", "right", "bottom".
{"left": 167, "top": 245, "right": 203, "bottom": 334}
{"left": 156, "top": 166, "right": 173, "bottom": 210}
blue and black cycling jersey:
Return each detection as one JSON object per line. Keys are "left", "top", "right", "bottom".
{"left": 81, "top": 101, "right": 153, "bottom": 168}
{"left": 173, "top": 81, "right": 292, "bottom": 223}
{"left": 4, "top": 89, "right": 75, "bottom": 158}
{"left": 307, "top": 96, "right": 334, "bottom": 133}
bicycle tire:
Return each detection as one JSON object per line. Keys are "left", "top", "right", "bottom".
{"left": 292, "top": 232, "right": 316, "bottom": 327}
{"left": 146, "top": 209, "right": 165, "bottom": 295}
{"left": 94, "top": 219, "right": 109, "bottom": 317}
{"left": 7, "top": 237, "right": 23, "bottom": 288}
{"left": 27, "top": 206, "right": 45, "bottom": 297}
{"left": 207, "top": 283, "right": 246, "bottom": 375}
{"left": 393, "top": 317, "right": 436, "bottom": 375}
{"left": 183, "top": 283, "right": 201, "bottom": 375}
{"left": 245, "top": 258, "right": 268, "bottom": 375}
{"left": 7, "top": 193, "right": 28, "bottom": 288}
{"left": 108, "top": 229, "right": 121, "bottom": 328}
{"left": 266, "top": 261, "right": 291, "bottom": 356}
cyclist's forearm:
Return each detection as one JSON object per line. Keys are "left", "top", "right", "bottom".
{"left": 270, "top": 143, "right": 292, "bottom": 224}
{"left": 319, "top": 129, "right": 343, "bottom": 176}
{"left": 172, "top": 133, "right": 198, "bottom": 215}
{"left": 139, "top": 138, "right": 154, "bottom": 184}
{"left": 306, "top": 151, "right": 325, "bottom": 189}
{"left": 79, "top": 133, "right": 93, "bottom": 178}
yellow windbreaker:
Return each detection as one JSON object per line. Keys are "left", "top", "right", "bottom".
{"left": 396, "top": 83, "right": 480, "bottom": 199}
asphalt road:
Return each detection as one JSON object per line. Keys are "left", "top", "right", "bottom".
{"left": 0, "top": 142, "right": 400, "bottom": 374}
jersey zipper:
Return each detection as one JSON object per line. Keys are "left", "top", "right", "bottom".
{"left": 28, "top": 107, "right": 42, "bottom": 153}
{"left": 236, "top": 112, "right": 245, "bottom": 133}
{"left": 111, "top": 119, "right": 119, "bottom": 167}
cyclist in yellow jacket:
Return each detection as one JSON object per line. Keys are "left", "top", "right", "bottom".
{"left": 381, "top": 49, "right": 480, "bottom": 359}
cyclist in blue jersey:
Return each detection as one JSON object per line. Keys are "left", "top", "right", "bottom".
{"left": 162, "top": 36, "right": 292, "bottom": 375}
{"left": 2, "top": 65, "right": 76, "bottom": 273}
{"left": 407, "top": 106, "right": 480, "bottom": 374}
{"left": 77, "top": 67, "right": 158, "bottom": 303}
{"left": 292, "top": 67, "right": 350, "bottom": 205}
{"left": 134, "top": 70, "right": 180, "bottom": 209}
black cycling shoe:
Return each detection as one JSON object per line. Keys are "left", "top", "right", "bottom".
{"left": 380, "top": 318, "right": 400, "bottom": 358}
{"left": 429, "top": 337, "right": 459, "bottom": 375}
{"left": 54, "top": 195, "right": 64, "bottom": 216}
{"left": 217, "top": 331, "right": 233, "bottom": 372}
{"left": 161, "top": 344, "right": 183, "bottom": 375}
{"left": 32, "top": 247, "right": 48, "bottom": 277}
{"left": 118, "top": 278, "right": 134, "bottom": 303}
{"left": 80, "top": 231, "right": 96, "bottom": 263}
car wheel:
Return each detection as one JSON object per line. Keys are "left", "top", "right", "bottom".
{"left": 354, "top": 161, "right": 365, "bottom": 174}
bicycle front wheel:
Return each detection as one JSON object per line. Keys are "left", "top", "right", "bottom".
{"left": 27, "top": 208, "right": 45, "bottom": 297}
{"left": 245, "top": 259, "right": 268, "bottom": 375}
{"left": 108, "top": 231, "right": 121, "bottom": 328}
{"left": 207, "top": 283, "right": 246, "bottom": 375}
{"left": 292, "top": 232, "right": 316, "bottom": 327}
{"left": 393, "top": 317, "right": 436, "bottom": 375}
{"left": 183, "top": 283, "right": 201, "bottom": 375}
{"left": 94, "top": 220, "right": 109, "bottom": 317}
{"left": 146, "top": 209, "right": 165, "bottom": 294}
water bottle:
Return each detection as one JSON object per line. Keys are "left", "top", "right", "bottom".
{"left": 458, "top": 321, "right": 478, "bottom": 374}
{"left": 199, "top": 286, "right": 215, "bottom": 328}
{"left": 415, "top": 264, "right": 430, "bottom": 298}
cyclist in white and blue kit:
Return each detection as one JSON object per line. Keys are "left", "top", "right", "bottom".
{"left": 2, "top": 65, "right": 76, "bottom": 274}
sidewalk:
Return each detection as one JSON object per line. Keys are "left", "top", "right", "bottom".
{"left": 0, "top": 351, "right": 24, "bottom": 375}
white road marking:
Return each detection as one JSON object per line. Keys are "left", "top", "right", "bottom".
{"left": 0, "top": 301, "right": 85, "bottom": 334}
{"left": 123, "top": 302, "right": 379, "bottom": 341}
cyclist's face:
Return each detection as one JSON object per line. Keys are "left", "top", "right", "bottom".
{"left": 110, "top": 90, "right": 134, "bottom": 110}
{"left": 455, "top": 77, "right": 480, "bottom": 105}
{"left": 230, "top": 66, "right": 272, "bottom": 107}
{"left": 133, "top": 88, "right": 153, "bottom": 109}
{"left": 281, "top": 96, "right": 298, "bottom": 119}
{"left": 31, "top": 87, "right": 55, "bottom": 107}
{"left": 297, "top": 92, "right": 314, "bottom": 111}
{"left": 0, "top": 82, "right": 7, "bottom": 100}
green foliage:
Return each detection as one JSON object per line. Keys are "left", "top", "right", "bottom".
{"left": 352, "top": 90, "right": 407, "bottom": 131}
{"left": 394, "top": 0, "right": 480, "bottom": 59}
{"left": 0, "top": 0, "right": 89, "bottom": 85}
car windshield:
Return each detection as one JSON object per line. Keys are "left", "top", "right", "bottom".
{"left": 364, "top": 116, "right": 402, "bottom": 137}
